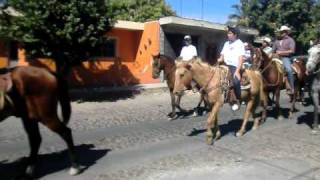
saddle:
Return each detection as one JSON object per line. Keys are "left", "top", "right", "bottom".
{"left": 271, "top": 58, "right": 285, "bottom": 75}
{"left": 0, "top": 68, "right": 13, "bottom": 111}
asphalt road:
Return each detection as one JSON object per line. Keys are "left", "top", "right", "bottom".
{"left": 0, "top": 89, "right": 320, "bottom": 180}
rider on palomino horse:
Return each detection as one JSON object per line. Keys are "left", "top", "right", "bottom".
{"left": 273, "top": 25, "right": 296, "bottom": 95}
{"left": 218, "top": 25, "right": 245, "bottom": 111}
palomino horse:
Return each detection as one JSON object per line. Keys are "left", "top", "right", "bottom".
{"left": 152, "top": 54, "right": 207, "bottom": 119}
{"left": 306, "top": 44, "right": 320, "bottom": 133}
{"left": 0, "top": 66, "right": 80, "bottom": 178}
{"left": 252, "top": 48, "right": 297, "bottom": 119}
{"left": 173, "top": 58, "right": 267, "bottom": 145}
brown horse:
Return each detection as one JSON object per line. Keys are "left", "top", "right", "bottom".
{"left": 0, "top": 66, "right": 80, "bottom": 178}
{"left": 173, "top": 58, "right": 267, "bottom": 144}
{"left": 151, "top": 54, "right": 207, "bottom": 119}
{"left": 252, "top": 48, "right": 297, "bottom": 119}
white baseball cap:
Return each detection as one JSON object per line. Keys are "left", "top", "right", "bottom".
{"left": 184, "top": 35, "right": 191, "bottom": 40}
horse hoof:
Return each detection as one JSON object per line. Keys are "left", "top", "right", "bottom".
{"left": 192, "top": 111, "right": 198, "bottom": 117}
{"left": 277, "top": 116, "right": 284, "bottom": 121}
{"left": 69, "top": 167, "right": 81, "bottom": 176}
{"left": 214, "top": 131, "right": 221, "bottom": 140}
{"left": 311, "top": 129, "right": 319, "bottom": 135}
{"left": 252, "top": 126, "right": 258, "bottom": 131}
{"left": 206, "top": 136, "right": 213, "bottom": 145}
{"left": 25, "top": 165, "right": 35, "bottom": 177}
{"left": 236, "top": 131, "right": 244, "bottom": 137}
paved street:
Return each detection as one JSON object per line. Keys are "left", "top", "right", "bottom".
{"left": 1, "top": 88, "right": 320, "bottom": 180}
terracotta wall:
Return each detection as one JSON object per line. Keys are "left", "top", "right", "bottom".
{"left": 0, "top": 42, "right": 8, "bottom": 68}
{"left": 15, "top": 21, "right": 161, "bottom": 88}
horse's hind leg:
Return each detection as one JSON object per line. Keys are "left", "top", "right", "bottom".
{"left": 43, "top": 118, "right": 80, "bottom": 175}
{"left": 275, "top": 88, "right": 283, "bottom": 120}
{"left": 22, "top": 119, "right": 41, "bottom": 178}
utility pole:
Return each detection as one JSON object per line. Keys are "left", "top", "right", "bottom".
{"left": 201, "top": 0, "right": 204, "bottom": 20}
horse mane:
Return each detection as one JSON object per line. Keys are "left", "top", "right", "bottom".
{"left": 189, "top": 56, "right": 219, "bottom": 72}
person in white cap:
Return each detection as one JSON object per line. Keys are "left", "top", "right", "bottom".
{"left": 261, "top": 37, "right": 273, "bottom": 58}
{"left": 180, "top": 35, "right": 198, "bottom": 61}
{"left": 273, "top": 25, "right": 296, "bottom": 95}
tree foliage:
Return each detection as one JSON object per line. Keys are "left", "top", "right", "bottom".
{"left": 108, "top": 0, "right": 176, "bottom": 22}
{"left": 228, "top": 0, "right": 319, "bottom": 53}
{"left": 0, "top": 0, "right": 112, "bottom": 73}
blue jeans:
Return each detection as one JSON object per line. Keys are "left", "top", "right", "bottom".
{"left": 282, "top": 57, "right": 294, "bottom": 91}
{"left": 228, "top": 65, "right": 241, "bottom": 99}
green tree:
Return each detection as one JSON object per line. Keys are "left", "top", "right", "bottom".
{"left": 229, "top": 0, "right": 316, "bottom": 53}
{"left": 108, "top": 0, "right": 176, "bottom": 22}
{"left": 0, "top": 0, "right": 112, "bottom": 74}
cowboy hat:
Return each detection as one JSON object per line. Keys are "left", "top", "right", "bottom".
{"left": 262, "top": 37, "right": 271, "bottom": 43}
{"left": 278, "top": 25, "right": 291, "bottom": 32}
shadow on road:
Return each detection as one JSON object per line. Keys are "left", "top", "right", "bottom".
{"left": 297, "top": 111, "right": 314, "bottom": 129}
{"left": 0, "top": 144, "right": 110, "bottom": 180}
{"left": 187, "top": 119, "right": 254, "bottom": 138}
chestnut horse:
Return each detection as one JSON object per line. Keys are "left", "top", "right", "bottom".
{"left": 173, "top": 58, "right": 267, "bottom": 144}
{"left": 0, "top": 66, "right": 80, "bottom": 178}
{"left": 252, "top": 48, "right": 297, "bottom": 119}
{"left": 152, "top": 54, "right": 207, "bottom": 119}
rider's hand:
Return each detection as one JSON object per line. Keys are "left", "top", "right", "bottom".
{"left": 234, "top": 70, "right": 241, "bottom": 80}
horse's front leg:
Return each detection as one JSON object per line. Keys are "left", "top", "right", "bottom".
{"left": 236, "top": 100, "right": 254, "bottom": 137}
{"left": 168, "top": 90, "right": 177, "bottom": 120}
{"left": 21, "top": 119, "right": 41, "bottom": 179}
{"left": 175, "top": 93, "right": 187, "bottom": 113}
{"left": 206, "top": 102, "right": 221, "bottom": 145}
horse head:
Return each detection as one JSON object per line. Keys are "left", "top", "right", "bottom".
{"left": 306, "top": 44, "right": 320, "bottom": 74}
{"left": 151, "top": 53, "right": 162, "bottom": 78}
{"left": 173, "top": 61, "right": 193, "bottom": 96}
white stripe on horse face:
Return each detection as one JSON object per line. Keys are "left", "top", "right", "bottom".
{"left": 307, "top": 46, "right": 320, "bottom": 69}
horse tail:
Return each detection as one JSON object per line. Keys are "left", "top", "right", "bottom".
{"left": 258, "top": 73, "right": 267, "bottom": 107}
{"left": 56, "top": 74, "right": 71, "bottom": 125}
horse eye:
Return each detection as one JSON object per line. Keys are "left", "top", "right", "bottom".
{"left": 180, "top": 73, "right": 184, "bottom": 78}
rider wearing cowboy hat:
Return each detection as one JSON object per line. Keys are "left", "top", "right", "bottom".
{"left": 273, "top": 25, "right": 296, "bottom": 95}
{"left": 180, "top": 35, "right": 198, "bottom": 61}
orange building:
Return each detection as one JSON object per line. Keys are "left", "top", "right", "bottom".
{"left": 1, "top": 16, "right": 258, "bottom": 88}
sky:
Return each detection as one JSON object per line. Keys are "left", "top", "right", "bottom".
{"left": 165, "top": 0, "right": 239, "bottom": 24}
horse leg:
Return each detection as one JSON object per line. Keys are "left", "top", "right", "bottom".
{"left": 213, "top": 116, "right": 221, "bottom": 140}
{"left": 289, "top": 90, "right": 297, "bottom": 119}
{"left": 21, "top": 119, "right": 41, "bottom": 178}
{"left": 206, "top": 102, "right": 220, "bottom": 145}
{"left": 193, "top": 93, "right": 205, "bottom": 116}
{"left": 175, "top": 94, "right": 187, "bottom": 113}
{"left": 168, "top": 91, "right": 177, "bottom": 120}
{"left": 312, "top": 86, "right": 320, "bottom": 133}
{"left": 275, "top": 88, "right": 283, "bottom": 120}
{"left": 43, "top": 118, "right": 81, "bottom": 175}
{"left": 236, "top": 100, "right": 254, "bottom": 137}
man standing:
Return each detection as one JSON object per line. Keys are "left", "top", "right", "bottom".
{"left": 180, "top": 35, "right": 197, "bottom": 61}
{"left": 273, "top": 25, "right": 296, "bottom": 95}
{"left": 218, "top": 26, "right": 245, "bottom": 111}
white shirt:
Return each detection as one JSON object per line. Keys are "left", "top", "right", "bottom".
{"left": 263, "top": 46, "right": 272, "bottom": 56}
{"left": 221, "top": 39, "right": 245, "bottom": 67}
{"left": 180, "top": 45, "right": 197, "bottom": 61}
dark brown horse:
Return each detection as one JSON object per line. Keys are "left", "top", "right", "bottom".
{"left": 252, "top": 48, "right": 297, "bottom": 119}
{"left": 0, "top": 66, "right": 80, "bottom": 178}
{"left": 151, "top": 54, "right": 207, "bottom": 119}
